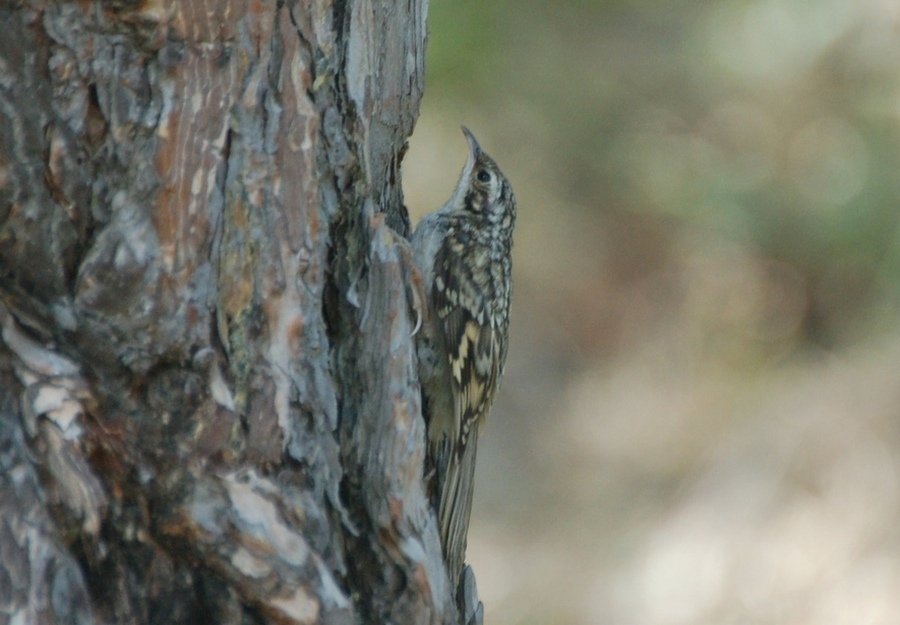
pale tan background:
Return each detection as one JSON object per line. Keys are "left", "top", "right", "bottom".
{"left": 404, "top": 2, "right": 900, "bottom": 623}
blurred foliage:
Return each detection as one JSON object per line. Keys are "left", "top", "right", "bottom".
{"left": 409, "top": 2, "right": 900, "bottom": 624}
{"left": 423, "top": 0, "right": 900, "bottom": 347}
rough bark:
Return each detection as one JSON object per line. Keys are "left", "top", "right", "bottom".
{"left": 0, "top": 2, "right": 466, "bottom": 624}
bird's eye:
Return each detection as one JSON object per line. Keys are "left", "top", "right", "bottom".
{"left": 476, "top": 170, "right": 492, "bottom": 183}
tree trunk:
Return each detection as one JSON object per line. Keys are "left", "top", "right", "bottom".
{"left": 0, "top": 2, "right": 469, "bottom": 624}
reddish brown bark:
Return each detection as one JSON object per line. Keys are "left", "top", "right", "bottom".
{"left": 0, "top": 2, "right": 463, "bottom": 624}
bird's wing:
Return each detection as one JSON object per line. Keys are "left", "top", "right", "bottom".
{"left": 430, "top": 242, "right": 505, "bottom": 582}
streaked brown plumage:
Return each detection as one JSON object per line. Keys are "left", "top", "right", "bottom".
{"left": 412, "top": 127, "right": 516, "bottom": 589}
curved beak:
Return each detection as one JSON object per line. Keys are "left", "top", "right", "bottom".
{"left": 443, "top": 125, "right": 484, "bottom": 211}
{"left": 461, "top": 126, "right": 482, "bottom": 161}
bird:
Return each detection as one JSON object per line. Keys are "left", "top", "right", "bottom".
{"left": 411, "top": 126, "right": 516, "bottom": 589}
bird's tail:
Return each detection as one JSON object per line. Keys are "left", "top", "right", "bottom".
{"left": 438, "top": 436, "right": 480, "bottom": 587}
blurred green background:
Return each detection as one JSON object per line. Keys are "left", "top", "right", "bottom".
{"left": 403, "top": 1, "right": 900, "bottom": 623}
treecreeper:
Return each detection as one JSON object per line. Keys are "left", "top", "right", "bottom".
{"left": 412, "top": 127, "right": 517, "bottom": 608}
